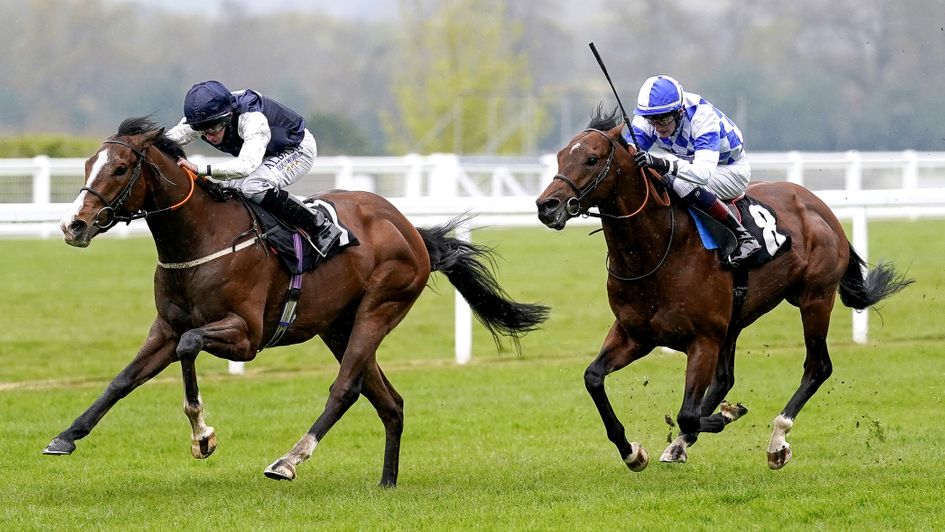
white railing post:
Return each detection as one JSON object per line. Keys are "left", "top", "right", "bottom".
{"left": 228, "top": 360, "right": 245, "bottom": 375}
{"left": 786, "top": 151, "right": 804, "bottom": 185}
{"left": 32, "top": 155, "right": 51, "bottom": 204}
{"left": 334, "top": 156, "right": 354, "bottom": 189}
{"left": 845, "top": 150, "right": 862, "bottom": 191}
{"left": 851, "top": 207, "right": 869, "bottom": 344}
{"left": 453, "top": 220, "right": 473, "bottom": 364}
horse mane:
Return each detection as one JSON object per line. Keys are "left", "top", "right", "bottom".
{"left": 117, "top": 116, "right": 187, "bottom": 160}
{"left": 587, "top": 104, "right": 624, "bottom": 130}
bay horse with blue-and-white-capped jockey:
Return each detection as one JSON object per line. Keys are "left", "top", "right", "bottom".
{"left": 536, "top": 108, "right": 912, "bottom": 471}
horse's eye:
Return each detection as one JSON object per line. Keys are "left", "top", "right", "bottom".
{"left": 114, "top": 166, "right": 127, "bottom": 177}
{"left": 586, "top": 156, "right": 599, "bottom": 166}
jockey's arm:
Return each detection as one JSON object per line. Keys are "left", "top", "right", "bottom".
{"left": 209, "top": 112, "right": 271, "bottom": 180}
{"left": 165, "top": 118, "right": 202, "bottom": 145}
{"left": 670, "top": 109, "right": 722, "bottom": 185}
{"left": 672, "top": 148, "right": 719, "bottom": 186}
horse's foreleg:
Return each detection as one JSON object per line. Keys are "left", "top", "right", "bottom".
{"left": 664, "top": 336, "right": 749, "bottom": 460}
{"left": 43, "top": 319, "right": 177, "bottom": 455}
{"left": 177, "top": 313, "right": 256, "bottom": 460}
{"left": 768, "top": 296, "right": 834, "bottom": 469}
{"left": 585, "top": 322, "right": 653, "bottom": 472}
{"left": 661, "top": 337, "right": 721, "bottom": 464}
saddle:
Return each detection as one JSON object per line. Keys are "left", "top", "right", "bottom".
{"left": 246, "top": 196, "right": 359, "bottom": 275}
{"left": 689, "top": 195, "right": 791, "bottom": 269}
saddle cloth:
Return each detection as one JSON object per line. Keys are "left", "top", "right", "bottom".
{"left": 247, "top": 197, "right": 358, "bottom": 274}
{"left": 689, "top": 195, "right": 791, "bottom": 268}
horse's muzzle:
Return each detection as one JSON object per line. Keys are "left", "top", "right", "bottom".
{"left": 61, "top": 217, "right": 96, "bottom": 248}
{"left": 536, "top": 196, "right": 571, "bottom": 230}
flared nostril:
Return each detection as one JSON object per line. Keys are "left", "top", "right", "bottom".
{"left": 68, "top": 220, "right": 86, "bottom": 234}
{"left": 537, "top": 198, "right": 560, "bottom": 216}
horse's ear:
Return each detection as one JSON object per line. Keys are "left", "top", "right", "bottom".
{"left": 615, "top": 123, "right": 632, "bottom": 151}
{"left": 140, "top": 127, "right": 165, "bottom": 148}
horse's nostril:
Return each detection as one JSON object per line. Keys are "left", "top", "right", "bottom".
{"left": 69, "top": 220, "right": 86, "bottom": 233}
{"left": 537, "top": 198, "right": 560, "bottom": 214}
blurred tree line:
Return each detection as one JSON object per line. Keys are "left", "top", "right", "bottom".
{"left": 0, "top": 0, "right": 942, "bottom": 156}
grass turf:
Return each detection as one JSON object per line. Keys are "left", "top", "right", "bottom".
{"left": 0, "top": 219, "right": 942, "bottom": 529}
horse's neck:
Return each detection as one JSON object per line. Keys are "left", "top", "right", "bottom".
{"left": 599, "top": 198, "right": 686, "bottom": 275}
{"left": 144, "top": 162, "right": 249, "bottom": 263}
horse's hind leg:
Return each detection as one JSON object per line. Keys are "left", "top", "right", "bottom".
{"left": 662, "top": 335, "right": 748, "bottom": 462}
{"left": 768, "top": 294, "right": 835, "bottom": 469}
{"left": 265, "top": 295, "right": 414, "bottom": 484}
{"left": 176, "top": 313, "right": 256, "bottom": 459}
{"left": 585, "top": 322, "right": 654, "bottom": 472}
{"left": 320, "top": 314, "right": 405, "bottom": 488}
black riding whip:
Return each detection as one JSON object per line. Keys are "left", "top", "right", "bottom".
{"left": 588, "top": 42, "right": 639, "bottom": 149}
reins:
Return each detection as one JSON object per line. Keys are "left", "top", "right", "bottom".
{"left": 82, "top": 139, "right": 196, "bottom": 230}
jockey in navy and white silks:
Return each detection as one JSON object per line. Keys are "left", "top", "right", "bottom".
{"left": 625, "top": 75, "right": 761, "bottom": 267}
{"left": 167, "top": 80, "right": 340, "bottom": 253}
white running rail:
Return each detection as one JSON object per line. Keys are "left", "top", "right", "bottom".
{"left": 3, "top": 151, "right": 944, "bottom": 371}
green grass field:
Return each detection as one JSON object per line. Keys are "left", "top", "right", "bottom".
{"left": 1, "top": 220, "right": 943, "bottom": 530}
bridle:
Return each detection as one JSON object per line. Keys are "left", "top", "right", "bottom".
{"left": 81, "top": 139, "right": 195, "bottom": 230}
{"left": 552, "top": 128, "right": 619, "bottom": 218}
{"left": 552, "top": 128, "right": 675, "bottom": 280}
{"left": 552, "top": 128, "right": 670, "bottom": 220}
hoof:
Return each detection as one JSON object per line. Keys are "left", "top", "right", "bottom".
{"left": 623, "top": 442, "right": 649, "bottom": 472}
{"left": 721, "top": 401, "right": 749, "bottom": 423}
{"left": 767, "top": 445, "right": 792, "bottom": 469}
{"left": 43, "top": 437, "right": 76, "bottom": 455}
{"left": 659, "top": 443, "right": 688, "bottom": 463}
{"left": 191, "top": 430, "right": 217, "bottom": 459}
{"left": 264, "top": 459, "right": 296, "bottom": 481}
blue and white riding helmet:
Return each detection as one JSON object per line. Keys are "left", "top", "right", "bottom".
{"left": 633, "top": 75, "right": 685, "bottom": 116}
{"left": 183, "top": 80, "right": 236, "bottom": 130}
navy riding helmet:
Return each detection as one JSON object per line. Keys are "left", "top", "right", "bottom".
{"left": 183, "top": 80, "right": 236, "bottom": 130}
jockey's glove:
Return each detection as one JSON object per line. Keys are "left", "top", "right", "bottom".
{"left": 198, "top": 177, "right": 230, "bottom": 202}
{"left": 633, "top": 151, "right": 677, "bottom": 176}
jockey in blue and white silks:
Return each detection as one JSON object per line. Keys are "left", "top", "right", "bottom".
{"left": 625, "top": 75, "right": 760, "bottom": 267}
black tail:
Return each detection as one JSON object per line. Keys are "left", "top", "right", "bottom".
{"left": 417, "top": 216, "right": 550, "bottom": 350}
{"left": 838, "top": 244, "right": 914, "bottom": 310}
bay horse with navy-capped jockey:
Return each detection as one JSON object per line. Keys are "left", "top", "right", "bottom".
{"left": 536, "top": 108, "right": 912, "bottom": 471}
{"left": 46, "top": 117, "right": 548, "bottom": 487}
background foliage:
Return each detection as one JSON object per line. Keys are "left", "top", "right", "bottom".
{"left": 1, "top": 0, "right": 943, "bottom": 155}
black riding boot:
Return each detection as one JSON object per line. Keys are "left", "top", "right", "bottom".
{"left": 717, "top": 210, "right": 762, "bottom": 266}
{"left": 260, "top": 188, "right": 342, "bottom": 256}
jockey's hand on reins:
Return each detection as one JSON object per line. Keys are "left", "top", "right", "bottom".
{"left": 197, "top": 178, "right": 230, "bottom": 202}
{"left": 633, "top": 151, "right": 676, "bottom": 177}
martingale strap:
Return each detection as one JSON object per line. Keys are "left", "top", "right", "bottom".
{"left": 262, "top": 232, "right": 305, "bottom": 350}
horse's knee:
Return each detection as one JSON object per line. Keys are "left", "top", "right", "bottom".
{"left": 584, "top": 366, "right": 605, "bottom": 392}
{"left": 803, "top": 358, "right": 833, "bottom": 383}
{"left": 177, "top": 330, "right": 204, "bottom": 359}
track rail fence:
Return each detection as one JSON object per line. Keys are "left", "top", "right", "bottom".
{"left": 3, "top": 151, "right": 944, "bottom": 371}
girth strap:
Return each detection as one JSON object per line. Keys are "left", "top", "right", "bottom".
{"left": 262, "top": 232, "right": 305, "bottom": 350}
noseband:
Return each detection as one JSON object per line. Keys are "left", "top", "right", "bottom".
{"left": 81, "top": 139, "right": 195, "bottom": 230}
